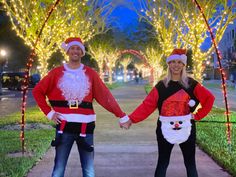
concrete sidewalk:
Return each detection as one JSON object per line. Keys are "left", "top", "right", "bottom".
{"left": 27, "top": 81, "right": 232, "bottom": 177}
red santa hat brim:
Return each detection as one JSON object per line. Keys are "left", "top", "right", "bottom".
{"left": 166, "top": 54, "right": 187, "bottom": 65}
{"left": 61, "top": 41, "right": 86, "bottom": 56}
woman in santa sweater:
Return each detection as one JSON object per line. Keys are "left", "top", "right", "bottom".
{"left": 122, "top": 48, "right": 215, "bottom": 177}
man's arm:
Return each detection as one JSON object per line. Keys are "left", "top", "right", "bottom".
{"left": 92, "top": 70, "right": 128, "bottom": 121}
{"left": 193, "top": 83, "right": 215, "bottom": 120}
{"left": 129, "top": 87, "right": 158, "bottom": 123}
{"left": 32, "top": 71, "right": 59, "bottom": 121}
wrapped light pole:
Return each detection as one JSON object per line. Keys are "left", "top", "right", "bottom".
{"left": 193, "top": 0, "right": 232, "bottom": 152}
{"left": 20, "top": 0, "right": 61, "bottom": 154}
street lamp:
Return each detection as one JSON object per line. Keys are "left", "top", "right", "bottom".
{"left": 0, "top": 49, "right": 7, "bottom": 95}
{"left": 0, "top": 49, "right": 6, "bottom": 57}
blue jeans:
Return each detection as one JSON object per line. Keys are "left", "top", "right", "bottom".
{"left": 52, "top": 133, "right": 94, "bottom": 177}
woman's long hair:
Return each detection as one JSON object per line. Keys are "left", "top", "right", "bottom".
{"left": 163, "top": 65, "right": 189, "bottom": 88}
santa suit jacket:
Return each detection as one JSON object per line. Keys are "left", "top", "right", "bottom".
{"left": 32, "top": 64, "right": 125, "bottom": 127}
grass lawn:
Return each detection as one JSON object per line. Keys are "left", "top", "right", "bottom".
{"left": 196, "top": 107, "right": 236, "bottom": 176}
{"left": 203, "top": 80, "right": 236, "bottom": 91}
{"left": 105, "top": 82, "right": 124, "bottom": 89}
{"left": 0, "top": 107, "right": 54, "bottom": 177}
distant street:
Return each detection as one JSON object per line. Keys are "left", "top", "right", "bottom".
{"left": 0, "top": 88, "right": 36, "bottom": 117}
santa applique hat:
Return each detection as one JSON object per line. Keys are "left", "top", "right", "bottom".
{"left": 166, "top": 48, "right": 187, "bottom": 65}
{"left": 61, "top": 37, "right": 86, "bottom": 56}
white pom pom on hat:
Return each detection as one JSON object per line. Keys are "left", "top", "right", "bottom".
{"left": 61, "top": 37, "right": 85, "bottom": 56}
{"left": 166, "top": 48, "right": 187, "bottom": 65}
{"left": 188, "top": 99, "right": 196, "bottom": 107}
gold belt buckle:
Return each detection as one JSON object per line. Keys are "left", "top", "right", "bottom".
{"left": 69, "top": 100, "right": 79, "bottom": 109}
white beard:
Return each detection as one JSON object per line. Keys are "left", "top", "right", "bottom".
{"left": 58, "top": 69, "right": 90, "bottom": 102}
{"left": 159, "top": 115, "right": 192, "bottom": 144}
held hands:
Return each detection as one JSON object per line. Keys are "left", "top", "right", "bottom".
{"left": 119, "top": 115, "right": 132, "bottom": 129}
{"left": 120, "top": 119, "right": 132, "bottom": 129}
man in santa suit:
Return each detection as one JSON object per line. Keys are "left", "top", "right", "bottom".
{"left": 32, "top": 37, "right": 129, "bottom": 177}
{"left": 121, "top": 49, "right": 215, "bottom": 177}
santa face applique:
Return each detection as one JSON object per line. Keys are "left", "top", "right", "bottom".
{"left": 159, "top": 115, "right": 192, "bottom": 144}
{"left": 159, "top": 89, "right": 193, "bottom": 144}
{"left": 58, "top": 65, "right": 90, "bottom": 103}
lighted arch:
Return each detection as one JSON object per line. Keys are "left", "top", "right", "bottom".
{"left": 120, "top": 49, "right": 148, "bottom": 65}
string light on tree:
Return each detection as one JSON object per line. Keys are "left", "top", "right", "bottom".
{"left": 144, "top": 46, "right": 165, "bottom": 86}
{"left": 3, "top": 0, "right": 110, "bottom": 77}
{"left": 138, "top": 0, "right": 236, "bottom": 82}
{"left": 119, "top": 56, "right": 132, "bottom": 82}
{"left": 193, "top": 0, "right": 232, "bottom": 152}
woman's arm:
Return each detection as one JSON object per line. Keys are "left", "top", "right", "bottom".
{"left": 193, "top": 83, "right": 215, "bottom": 120}
{"left": 129, "top": 87, "right": 158, "bottom": 123}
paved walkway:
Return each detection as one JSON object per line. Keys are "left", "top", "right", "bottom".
{"left": 26, "top": 81, "right": 232, "bottom": 177}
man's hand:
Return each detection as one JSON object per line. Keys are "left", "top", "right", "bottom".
{"left": 51, "top": 112, "right": 63, "bottom": 124}
{"left": 120, "top": 119, "right": 132, "bottom": 129}
{"left": 119, "top": 115, "right": 132, "bottom": 129}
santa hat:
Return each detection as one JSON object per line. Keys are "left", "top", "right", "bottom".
{"left": 61, "top": 37, "right": 85, "bottom": 56}
{"left": 166, "top": 48, "right": 187, "bottom": 65}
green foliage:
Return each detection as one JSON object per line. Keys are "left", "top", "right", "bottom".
{"left": 0, "top": 105, "right": 54, "bottom": 176}
{"left": 0, "top": 107, "right": 51, "bottom": 126}
{"left": 0, "top": 129, "right": 54, "bottom": 177}
{"left": 201, "top": 107, "right": 236, "bottom": 123}
{"left": 197, "top": 121, "right": 236, "bottom": 175}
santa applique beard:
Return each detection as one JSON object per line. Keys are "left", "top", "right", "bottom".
{"left": 58, "top": 67, "right": 90, "bottom": 102}
{"left": 159, "top": 115, "right": 192, "bottom": 144}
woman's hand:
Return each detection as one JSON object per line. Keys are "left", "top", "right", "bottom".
{"left": 120, "top": 119, "right": 132, "bottom": 129}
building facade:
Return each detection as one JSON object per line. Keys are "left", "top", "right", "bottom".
{"left": 214, "top": 19, "right": 236, "bottom": 81}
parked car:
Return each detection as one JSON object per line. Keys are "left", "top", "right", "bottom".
{"left": 1, "top": 72, "right": 40, "bottom": 90}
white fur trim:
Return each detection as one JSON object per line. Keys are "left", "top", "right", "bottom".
{"left": 159, "top": 114, "right": 192, "bottom": 122}
{"left": 57, "top": 113, "right": 96, "bottom": 123}
{"left": 61, "top": 41, "right": 85, "bottom": 56}
{"left": 166, "top": 54, "right": 187, "bottom": 65}
{"left": 188, "top": 99, "right": 196, "bottom": 107}
{"left": 46, "top": 110, "right": 55, "bottom": 120}
{"left": 119, "top": 115, "right": 130, "bottom": 123}
{"left": 80, "top": 133, "right": 86, "bottom": 137}
{"left": 159, "top": 114, "right": 192, "bottom": 144}
{"left": 58, "top": 130, "right": 63, "bottom": 134}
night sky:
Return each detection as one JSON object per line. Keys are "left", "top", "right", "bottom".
{"left": 107, "top": 0, "right": 211, "bottom": 50}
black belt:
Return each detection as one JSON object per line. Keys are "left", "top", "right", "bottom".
{"left": 49, "top": 100, "right": 93, "bottom": 109}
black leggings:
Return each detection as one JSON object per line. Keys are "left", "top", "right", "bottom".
{"left": 155, "top": 120, "right": 198, "bottom": 177}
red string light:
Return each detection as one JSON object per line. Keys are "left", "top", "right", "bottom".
{"left": 193, "top": 0, "right": 231, "bottom": 152}
{"left": 20, "top": 0, "right": 62, "bottom": 154}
